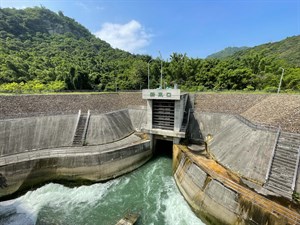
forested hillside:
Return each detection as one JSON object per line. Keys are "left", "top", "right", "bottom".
{"left": 234, "top": 36, "right": 300, "bottom": 67}
{"left": 0, "top": 7, "right": 299, "bottom": 93}
{"left": 206, "top": 47, "right": 248, "bottom": 59}
{"left": 0, "top": 7, "right": 153, "bottom": 92}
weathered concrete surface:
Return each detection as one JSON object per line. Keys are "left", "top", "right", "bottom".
{"left": 194, "top": 112, "right": 277, "bottom": 183}
{"left": 128, "top": 107, "right": 147, "bottom": 131}
{"left": 194, "top": 112, "right": 234, "bottom": 139}
{"left": 85, "top": 110, "right": 134, "bottom": 145}
{"left": 173, "top": 145, "right": 299, "bottom": 225}
{"left": 0, "top": 109, "right": 145, "bottom": 156}
{"left": 0, "top": 115, "right": 77, "bottom": 156}
{"left": 0, "top": 137, "right": 151, "bottom": 198}
{"left": 173, "top": 146, "right": 238, "bottom": 225}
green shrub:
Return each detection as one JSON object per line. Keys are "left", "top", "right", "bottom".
{"left": 263, "top": 86, "right": 278, "bottom": 93}
{"left": 243, "top": 85, "right": 255, "bottom": 91}
{"left": 0, "top": 80, "right": 66, "bottom": 94}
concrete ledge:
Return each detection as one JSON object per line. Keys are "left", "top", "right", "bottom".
{"left": 142, "top": 128, "right": 185, "bottom": 138}
{"left": 0, "top": 139, "right": 152, "bottom": 198}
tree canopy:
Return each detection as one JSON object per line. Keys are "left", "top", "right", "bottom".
{"left": 0, "top": 7, "right": 299, "bottom": 93}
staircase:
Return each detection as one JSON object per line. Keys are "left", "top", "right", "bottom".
{"left": 72, "top": 110, "right": 90, "bottom": 146}
{"left": 265, "top": 132, "right": 300, "bottom": 200}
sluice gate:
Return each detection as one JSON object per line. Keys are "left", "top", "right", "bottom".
{"left": 152, "top": 100, "right": 175, "bottom": 130}
{"left": 142, "top": 89, "right": 191, "bottom": 146}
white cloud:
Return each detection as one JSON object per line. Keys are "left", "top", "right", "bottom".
{"left": 94, "top": 20, "right": 152, "bottom": 53}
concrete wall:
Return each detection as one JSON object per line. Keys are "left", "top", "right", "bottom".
{"left": 85, "top": 110, "right": 134, "bottom": 145}
{"left": 0, "top": 115, "right": 77, "bottom": 156}
{"left": 0, "top": 141, "right": 151, "bottom": 198}
{"left": 0, "top": 108, "right": 147, "bottom": 156}
{"left": 194, "top": 112, "right": 277, "bottom": 183}
{"left": 173, "top": 146, "right": 291, "bottom": 225}
{"left": 128, "top": 107, "right": 147, "bottom": 131}
{"left": 173, "top": 147, "right": 239, "bottom": 225}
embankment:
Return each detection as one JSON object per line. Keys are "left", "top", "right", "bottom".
{"left": 195, "top": 93, "right": 300, "bottom": 133}
{"left": 0, "top": 92, "right": 146, "bottom": 119}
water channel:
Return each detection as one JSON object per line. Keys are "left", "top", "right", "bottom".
{"left": 0, "top": 153, "right": 206, "bottom": 225}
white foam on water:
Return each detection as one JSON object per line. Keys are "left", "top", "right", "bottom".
{"left": 0, "top": 179, "right": 120, "bottom": 225}
{"left": 163, "top": 178, "right": 206, "bottom": 225}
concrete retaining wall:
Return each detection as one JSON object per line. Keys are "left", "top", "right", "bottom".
{"left": 194, "top": 112, "right": 276, "bottom": 183}
{"left": 85, "top": 110, "right": 134, "bottom": 145}
{"left": 128, "top": 107, "right": 147, "bottom": 131}
{"left": 0, "top": 115, "right": 77, "bottom": 156}
{"left": 0, "top": 141, "right": 151, "bottom": 198}
{"left": 173, "top": 147, "right": 239, "bottom": 225}
{"left": 173, "top": 146, "right": 292, "bottom": 225}
{"left": 0, "top": 108, "right": 147, "bottom": 156}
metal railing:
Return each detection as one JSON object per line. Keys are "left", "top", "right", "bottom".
{"left": 72, "top": 109, "right": 81, "bottom": 143}
{"left": 292, "top": 145, "right": 300, "bottom": 191}
{"left": 234, "top": 114, "right": 278, "bottom": 132}
{"left": 265, "top": 126, "right": 281, "bottom": 183}
{"left": 82, "top": 110, "right": 91, "bottom": 144}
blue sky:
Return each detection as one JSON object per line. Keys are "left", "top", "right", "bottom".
{"left": 1, "top": 0, "right": 299, "bottom": 59}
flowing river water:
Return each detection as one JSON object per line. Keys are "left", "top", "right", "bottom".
{"left": 0, "top": 155, "right": 206, "bottom": 225}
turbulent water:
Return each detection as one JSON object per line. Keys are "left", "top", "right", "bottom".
{"left": 0, "top": 156, "right": 206, "bottom": 225}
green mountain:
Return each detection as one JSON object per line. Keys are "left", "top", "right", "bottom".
{"left": 0, "top": 7, "right": 91, "bottom": 39}
{"left": 0, "top": 7, "right": 152, "bottom": 91}
{"left": 206, "top": 46, "right": 248, "bottom": 59}
{"left": 233, "top": 36, "right": 300, "bottom": 67}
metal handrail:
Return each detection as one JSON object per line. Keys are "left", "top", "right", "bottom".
{"left": 82, "top": 110, "right": 91, "bottom": 145}
{"left": 234, "top": 114, "right": 278, "bottom": 132}
{"left": 292, "top": 145, "right": 300, "bottom": 191}
{"left": 265, "top": 126, "right": 281, "bottom": 183}
{"left": 72, "top": 109, "right": 81, "bottom": 143}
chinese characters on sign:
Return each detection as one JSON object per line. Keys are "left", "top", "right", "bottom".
{"left": 150, "top": 92, "right": 172, "bottom": 97}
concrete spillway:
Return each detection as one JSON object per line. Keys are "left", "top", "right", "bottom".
{"left": 0, "top": 108, "right": 152, "bottom": 198}
{"left": 0, "top": 115, "right": 77, "bottom": 156}
{"left": 1, "top": 92, "right": 300, "bottom": 225}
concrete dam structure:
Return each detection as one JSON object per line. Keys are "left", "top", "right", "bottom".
{"left": 0, "top": 92, "right": 300, "bottom": 225}
{"left": 0, "top": 106, "right": 151, "bottom": 198}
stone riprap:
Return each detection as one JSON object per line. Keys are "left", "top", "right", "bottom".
{"left": 0, "top": 92, "right": 146, "bottom": 119}
{"left": 195, "top": 93, "right": 300, "bottom": 133}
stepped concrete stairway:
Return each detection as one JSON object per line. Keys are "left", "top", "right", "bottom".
{"left": 265, "top": 131, "right": 300, "bottom": 200}
{"left": 72, "top": 110, "right": 90, "bottom": 146}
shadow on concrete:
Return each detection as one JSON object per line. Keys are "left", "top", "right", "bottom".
{"left": 0, "top": 173, "right": 8, "bottom": 188}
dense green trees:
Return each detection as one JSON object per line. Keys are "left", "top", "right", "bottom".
{"left": 0, "top": 7, "right": 299, "bottom": 93}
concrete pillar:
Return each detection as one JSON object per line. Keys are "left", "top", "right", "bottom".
{"left": 174, "top": 100, "right": 181, "bottom": 132}
{"left": 146, "top": 99, "right": 153, "bottom": 130}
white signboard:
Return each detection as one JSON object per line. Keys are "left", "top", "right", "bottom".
{"left": 142, "top": 89, "right": 181, "bottom": 100}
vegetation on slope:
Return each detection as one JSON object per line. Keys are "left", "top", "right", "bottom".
{"left": 206, "top": 46, "right": 248, "bottom": 59}
{"left": 0, "top": 7, "right": 299, "bottom": 93}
